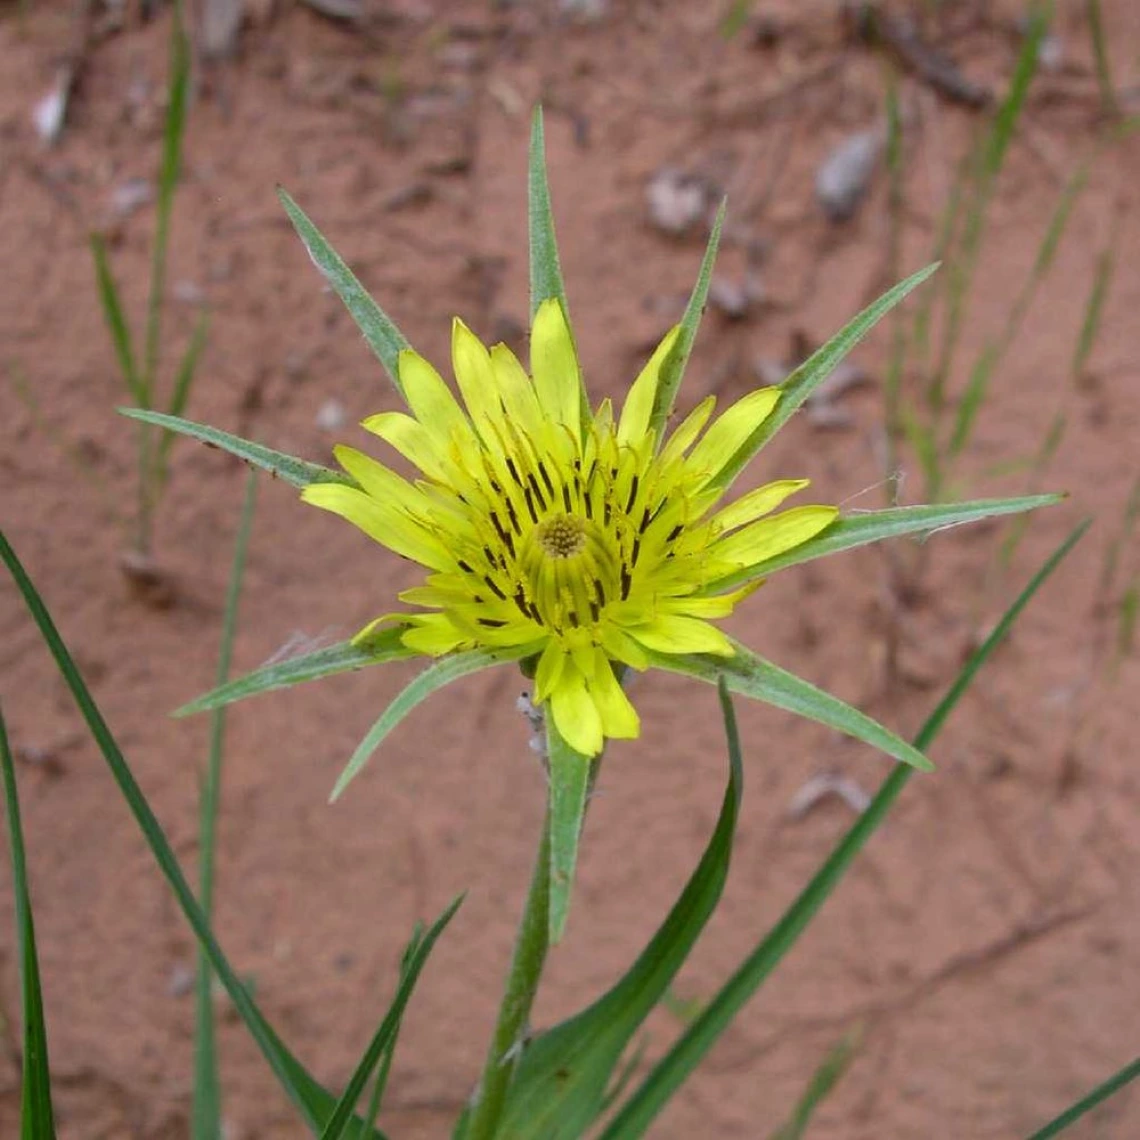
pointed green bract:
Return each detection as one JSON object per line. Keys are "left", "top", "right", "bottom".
{"left": 547, "top": 720, "right": 591, "bottom": 944}
{"left": 710, "top": 262, "right": 940, "bottom": 490}
{"left": 650, "top": 641, "right": 932, "bottom": 772}
{"left": 528, "top": 107, "right": 569, "bottom": 322}
{"left": 494, "top": 679, "right": 743, "bottom": 1140}
{"left": 647, "top": 199, "right": 726, "bottom": 445}
{"left": 599, "top": 523, "right": 1089, "bottom": 1138}
{"left": 317, "top": 897, "right": 464, "bottom": 1140}
{"left": 175, "top": 628, "right": 413, "bottom": 717}
{"left": 119, "top": 408, "right": 354, "bottom": 490}
{"left": 278, "top": 188, "right": 410, "bottom": 397}
{"left": 0, "top": 709, "right": 58, "bottom": 1140}
{"left": 528, "top": 108, "right": 590, "bottom": 429}
{"left": 0, "top": 530, "right": 391, "bottom": 1140}
{"left": 705, "top": 494, "right": 1063, "bottom": 594}
{"left": 330, "top": 647, "right": 535, "bottom": 802}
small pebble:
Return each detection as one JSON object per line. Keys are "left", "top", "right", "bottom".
{"left": 816, "top": 128, "right": 881, "bottom": 222}
{"left": 315, "top": 398, "right": 347, "bottom": 432}
{"left": 646, "top": 169, "right": 708, "bottom": 236}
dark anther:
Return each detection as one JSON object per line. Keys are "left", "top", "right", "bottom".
{"left": 589, "top": 600, "right": 600, "bottom": 622}
{"left": 458, "top": 559, "right": 474, "bottom": 573}
{"left": 477, "top": 618, "right": 509, "bottom": 628}
{"left": 562, "top": 484, "right": 573, "bottom": 512}
{"left": 639, "top": 507, "right": 652, "bottom": 534}
{"left": 666, "top": 523, "right": 684, "bottom": 543}
{"left": 484, "top": 575, "right": 507, "bottom": 600}
{"left": 625, "top": 475, "right": 639, "bottom": 515}
{"left": 523, "top": 487, "right": 539, "bottom": 525}
{"left": 527, "top": 472, "right": 547, "bottom": 511}
{"left": 594, "top": 579, "right": 606, "bottom": 606}
{"left": 631, "top": 538, "right": 642, "bottom": 565}
{"left": 505, "top": 499, "right": 522, "bottom": 535}
{"left": 506, "top": 457, "right": 523, "bottom": 485}
{"left": 568, "top": 610, "right": 580, "bottom": 628}
{"left": 620, "top": 565, "right": 632, "bottom": 599}
{"left": 538, "top": 460, "right": 556, "bottom": 498}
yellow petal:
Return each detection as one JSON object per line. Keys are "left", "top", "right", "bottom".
{"left": 534, "top": 638, "right": 567, "bottom": 702}
{"left": 710, "top": 479, "right": 810, "bottom": 533}
{"left": 549, "top": 664, "right": 604, "bottom": 756}
{"left": 657, "top": 395, "right": 716, "bottom": 469}
{"left": 332, "top": 446, "right": 430, "bottom": 517}
{"left": 361, "top": 411, "right": 447, "bottom": 480}
{"left": 628, "top": 615, "right": 735, "bottom": 656}
{"left": 713, "top": 504, "right": 838, "bottom": 568}
{"left": 531, "top": 298, "right": 581, "bottom": 439}
{"left": 598, "top": 623, "right": 650, "bottom": 671}
{"left": 452, "top": 319, "right": 503, "bottom": 435}
{"left": 617, "top": 325, "right": 680, "bottom": 446}
{"left": 587, "top": 650, "right": 640, "bottom": 739}
{"left": 490, "top": 343, "right": 544, "bottom": 438}
{"left": 301, "top": 484, "right": 450, "bottom": 570}
{"left": 398, "top": 350, "right": 472, "bottom": 453}
{"left": 660, "top": 584, "right": 758, "bottom": 619}
{"left": 401, "top": 614, "right": 468, "bottom": 655}
{"left": 686, "top": 387, "right": 781, "bottom": 484}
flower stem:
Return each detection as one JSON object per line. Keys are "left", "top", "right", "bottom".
{"left": 465, "top": 804, "right": 551, "bottom": 1140}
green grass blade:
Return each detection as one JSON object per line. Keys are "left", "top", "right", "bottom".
{"left": 547, "top": 719, "right": 591, "bottom": 944}
{"left": 1099, "top": 474, "right": 1140, "bottom": 598}
{"left": 0, "top": 529, "right": 389, "bottom": 1139}
{"left": 318, "top": 897, "right": 463, "bottom": 1140}
{"left": 90, "top": 234, "right": 142, "bottom": 404}
{"left": 997, "top": 416, "right": 1067, "bottom": 569}
{"left": 363, "top": 924, "right": 424, "bottom": 1129}
{"left": 649, "top": 641, "right": 931, "bottom": 772}
{"left": 496, "top": 678, "right": 743, "bottom": 1140}
{"left": 769, "top": 1030, "right": 860, "bottom": 1140}
{"left": 600, "top": 521, "right": 1089, "bottom": 1139}
{"left": 951, "top": 153, "right": 1092, "bottom": 459}
{"left": 193, "top": 472, "right": 256, "bottom": 1140}
{"left": 706, "top": 495, "right": 1063, "bottom": 594}
{"left": 175, "top": 627, "right": 414, "bottom": 717}
{"left": 528, "top": 107, "right": 569, "bottom": 321}
{"left": 277, "top": 188, "right": 409, "bottom": 398}
{"left": 711, "top": 263, "right": 939, "bottom": 490}
{"left": 329, "top": 648, "right": 533, "bottom": 802}
{"left": 1086, "top": 0, "right": 1118, "bottom": 118}
{"left": 143, "top": 1, "right": 190, "bottom": 396}
{"left": 950, "top": 340, "right": 999, "bottom": 456}
{"left": 0, "top": 709, "right": 58, "bottom": 1139}
{"left": 930, "top": 4, "right": 1046, "bottom": 413}
{"left": 647, "top": 200, "right": 725, "bottom": 445}
{"left": 1071, "top": 223, "right": 1118, "bottom": 381}
{"left": 464, "top": 810, "right": 552, "bottom": 1140}
{"left": 1026, "top": 1054, "right": 1140, "bottom": 1139}
{"left": 158, "top": 307, "right": 209, "bottom": 483}
{"left": 119, "top": 409, "right": 353, "bottom": 489}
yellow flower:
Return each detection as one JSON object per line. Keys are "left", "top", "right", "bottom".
{"left": 302, "top": 300, "right": 837, "bottom": 757}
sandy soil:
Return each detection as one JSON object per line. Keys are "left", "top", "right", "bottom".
{"left": 2, "top": 1, "right": 1139, "bottom": 1137}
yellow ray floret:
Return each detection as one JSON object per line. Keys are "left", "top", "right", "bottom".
{"left": 302, "top": 299, "right": 837, "bottom": 756}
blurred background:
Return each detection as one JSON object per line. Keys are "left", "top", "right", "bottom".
{"left": 2, "top": 0, "right": 1139, "bottom": 1136}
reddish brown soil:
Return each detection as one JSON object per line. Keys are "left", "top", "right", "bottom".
{"left": 2, "top": 1, "right": 1140, "bottom": 1137}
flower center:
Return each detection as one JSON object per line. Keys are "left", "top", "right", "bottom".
{"left": 537, "top": 514, "right": 586, "bottom": 559}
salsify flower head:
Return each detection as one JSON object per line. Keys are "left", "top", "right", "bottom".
{"left": 302, "top": 299, "right": 837, "bottom": 756}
